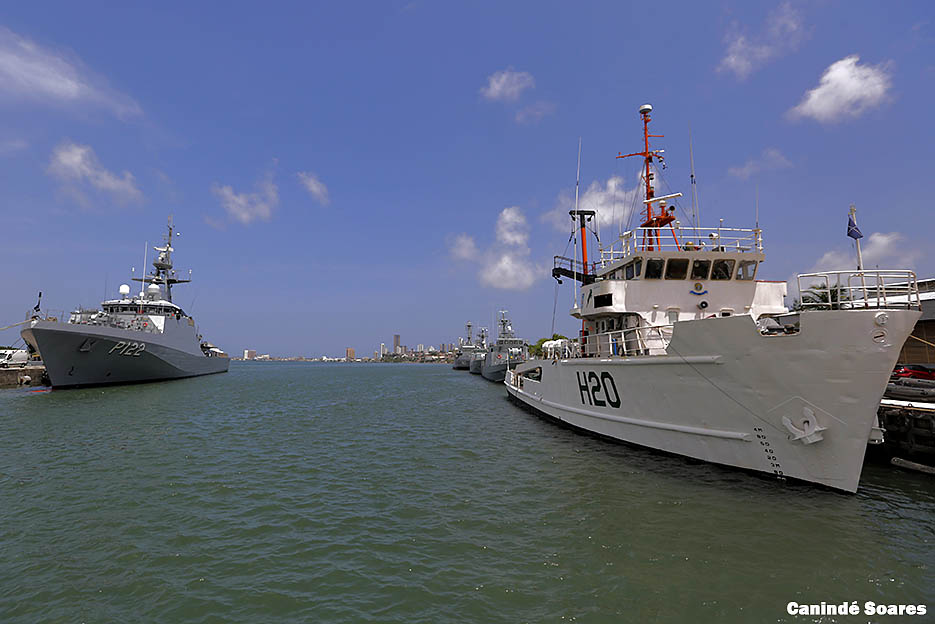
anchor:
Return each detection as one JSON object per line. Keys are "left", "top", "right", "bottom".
{"left": 782, "top": 407, "right": 827, "bottom": 444}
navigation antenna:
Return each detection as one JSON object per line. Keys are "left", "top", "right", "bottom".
{"left": 617, "top": 103, "right": 682, "bottom": 251}
{"left": 689, "top": 122, "right": 699, "bottom": 241}
{"left": 573, "top": 138, "right": 581, "bottom": 314}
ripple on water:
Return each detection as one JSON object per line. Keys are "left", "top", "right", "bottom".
{"left": 0, "top": 362, "right": 932, "bottom": 623}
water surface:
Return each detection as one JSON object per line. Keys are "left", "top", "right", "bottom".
{"left": 1, "top": 362, "right": 932, "bottom": 622}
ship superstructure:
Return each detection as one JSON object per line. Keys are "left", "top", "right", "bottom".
{"left": 481, "top": 311, "right": 527, "bottom": 382}
{"left": 506, "top": 104, "right": 921, "bottom": 493}
{"left": 22, "top": 219, "right": 229, "bottom": 388}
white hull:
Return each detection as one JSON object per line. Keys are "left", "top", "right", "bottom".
{"left": 506, "top": 309, "right": 919, "bottom": 493}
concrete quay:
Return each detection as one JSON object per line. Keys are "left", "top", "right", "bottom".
{"left": 0, "top": 366, "right": 46, "bottom": 388}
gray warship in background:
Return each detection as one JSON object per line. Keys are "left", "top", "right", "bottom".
{"left": 452, "top": 322, "right": 479, "bottom": 370}
{"left": 481, "top": 310, "right": 527, "bottom": 382}
{"left": 468, "top": 327, "right": 489, "bottom": 374}
{"left": 22, "top": 219, "right": 229, "bottom": 388}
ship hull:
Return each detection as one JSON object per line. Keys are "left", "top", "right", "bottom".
{"left": 452, "top": 353, "right": 472, "bottom": 370}
{"left": 22, "top": 321, "right": 229, "bottom": 389}
{"left": 469, "top": 356, "right": 484, "bottom": 374}
{"left": 505, "top": 310, "right": 919, "bottom": 493}
{"left": 481, "top": 358, "right": 524, "bottom": 383}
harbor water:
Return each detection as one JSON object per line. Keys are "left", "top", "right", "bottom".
{"left": 1, "top": 362, "right": 932, "bottom": 622}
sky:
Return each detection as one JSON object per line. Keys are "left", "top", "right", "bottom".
{"left": 0, "top": 1, "right": 932, "bottom": 357}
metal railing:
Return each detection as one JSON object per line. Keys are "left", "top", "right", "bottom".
{"left": 796, "top": 270, "right": 921, "bottom": 310}
{"left": 600, "top": 226, "right": 763, "bottom": 264}
{"left": 580, "top": 324, "right": 674, "bottom": 357}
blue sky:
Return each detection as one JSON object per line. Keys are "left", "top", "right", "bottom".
{"left": 0, "top": 1, "right": 932, "bottom": 356}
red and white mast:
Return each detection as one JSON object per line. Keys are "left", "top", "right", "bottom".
{"left": 617, "top": 103, "right": 681, "bottom": 251}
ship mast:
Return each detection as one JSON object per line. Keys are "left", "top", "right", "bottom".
{"left": 617, "top": 103, "right": 681, "bottom": 251}
{"left": 131, "top": 216, "right": 191, "bottom": 303}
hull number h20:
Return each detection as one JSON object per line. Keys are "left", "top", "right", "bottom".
{"left": 576, "top": 371, "right": 621, "bottom": 408}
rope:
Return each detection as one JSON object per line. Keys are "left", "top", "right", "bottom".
{"left": 908, "top": 334, "right": 935, "bottom": 349}
{"left": 0, "top": 319, "right": 31, "bottom": 332}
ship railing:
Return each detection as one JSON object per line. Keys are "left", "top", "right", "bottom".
{"left": 580, "top": 324, "right": 674, "bottom": 358}
{"left": 599, "top": 226, "right": 763, "bottom": 264}
{"left": 796, "top": 270, "right": 921, "bottom": 311}
{"left": 553, "top": 255, "right": 598, "bottom": 278}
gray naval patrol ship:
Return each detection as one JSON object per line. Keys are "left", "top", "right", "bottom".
{"left": 452, "top": 322, "right": 478, "bottom": 370}
{"left": 22, "top": 219, "right": 229, "bottom": 388}
{"left": 481, "top": 310, "right": 527, "bottom": 382}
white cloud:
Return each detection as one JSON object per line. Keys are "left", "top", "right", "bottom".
{"left": 515, "top": 101, "right": 555, "bottom": 124}
{"left": 788, "top": 55, "right": 892, "bottom": 123}
{"left": 543, "top": 175, "right": 643, "bottom": 232}
{"left": 47, "top": 141, "right": 142, "bottom": 204}
{"left": 296, "top": 171, "right": 330, "bottom": 205}
{"left": 0, "top": 26, "right": 141, "bottom": 118}
{"left": 480, "top": 67, "right": 535, "bottom": 102}
{"left": 211, "top": 174, "right": 278, "bottom": 224}
{"left": 452, "top": 206, "right": 543, "bottom": 291}
{"left": 451, "top": 234, "right": 479, "bottom": 261}
{"left": 718, "top": 2, "right": 805, "bottom": 79}
{"left": 727, "top": 147, "right": 792, "bottom": 179}
{"left": 496, "top": 206, "right": 529, "bottom": 246}
{"left": 480, "top": 252, "right": 539, "bottom": 290}
{"left": 810, "top": 232, "right": 918, "bottom": 272}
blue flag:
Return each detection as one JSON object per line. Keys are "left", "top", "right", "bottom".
{"left": 847, "top": 214, "right": 863, "bottom": 240}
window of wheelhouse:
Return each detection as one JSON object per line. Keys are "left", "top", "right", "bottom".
{"left": 736, "top": 260, "right": 758, "bottom": 280}
{"left": 624, "top": 258, "right": 643, "bottom": 280}
{"left": 711, "top": 259, "right": 736, "bottom": 280}
{"left": 665, "top": 258, "right": 689, "bottom": 280}
{"left": 645, "top": 258, "right": 664, "bottom": 279}
{"left": 691, "top": 259, "right": 711, "bottom": 280}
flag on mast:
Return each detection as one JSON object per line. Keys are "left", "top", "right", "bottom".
{"left": 847, "top": 214, "right": 863, "bottom": 240}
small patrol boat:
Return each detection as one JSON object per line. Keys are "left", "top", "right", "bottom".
{"left": 506, "top": 104, "right": 922, "bottom": 493}
{"left": 22, "top": 218, "right": 230, "bottom": 388}
{"left": 481, "top": 310, "right": 527, "bottom": 382}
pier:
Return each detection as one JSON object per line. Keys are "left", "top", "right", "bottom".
{"left": 0, "top": 365, "right": 46, "bottom": 388}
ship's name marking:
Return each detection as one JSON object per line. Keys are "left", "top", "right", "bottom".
{"left": 576, "top": 371, "right": 621, "bottom": 408}
{"left": 108, "top": 341, "right": 146, "bottom": 357}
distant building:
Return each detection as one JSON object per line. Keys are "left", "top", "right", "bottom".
{"left": 393, "top": 334, "right": 400, "bottom": 353}
{"left": 380, "top": 343, "right": 387, "bottom": 356}
{"left": 346, "top": 347, "right": 356, "bottom": 360}
{"left": 417, "top": 343, "right": 424, "bottom": 353}
{"left": 243, "top": 349, "right": 257, "bottom": 360}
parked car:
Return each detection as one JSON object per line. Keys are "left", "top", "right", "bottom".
{"left": 892, "top": 364, "right": 935, "bottom": 381}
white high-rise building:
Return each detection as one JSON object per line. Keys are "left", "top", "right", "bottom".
{"left": 417, "top": 344, "right": 424, "bottom": 352}
{"left": 380, "top": 343, "right": 387, "bottom": 356}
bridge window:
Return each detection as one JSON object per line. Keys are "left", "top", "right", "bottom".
{"left": 665, "top": 258, "right": 689, "bottom": 280}
{"left": 691, "top": 259, "right": 711, "bottom": 280}
{"left": 624, "top": 258, "right": 642, "bottom": 280}
{"left": 594, "top": 293, "right": 612, "bottom": 308}
{"left": 712, "top": 259, "right": 735, "bottom": 280}
{"left": 645, "top": 258, "right": 665, "bottom": 279}
{"left": 736, "top": 260, "right": 758, "bottom": 280}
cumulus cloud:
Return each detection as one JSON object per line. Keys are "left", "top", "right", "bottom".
{"left": 543, "top": 175, "right": 643, "bottom": 232}
{"left": 515, "top": 101, "right": 555, "bottom": 124}
{"left": 451, "top": 206, "right": 543, "bottom": 291}
{"left": 451, "top": 233, "right": 479, "bottom": 261}
{"left": 480, "top": 252, "right": 539, "bottom": 290}
{"left": 47, "top": 141, "right": 142, "bottom": 205}
{"left": 727, "top": 147, "right": 792, "bottom": 179}
{"left": 480, "top": 67, "right": 535, "bottom": 102}
{"left": 296, "top": 171, "right": 330, "bottom": 205}
{"left": 211, "top": 174, "right": 279, "bottom": 224}
{"left": 809, "top": 232, "right": 918, "bottom": 272}
{"left": 788, "top": 55, "right": 892, "bottom": 123}
{"left": 718, "top": 2, "right": 805, "bottom": 79}
{"left": 496, "top": 206, "right": 529, "bottom": 246}
{"left": 0, "top": 26, "right": 141, "bottom": 118}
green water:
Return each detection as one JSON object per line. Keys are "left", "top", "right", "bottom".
{"left": 1, "top": 362, "right": 932, "bottom": 622}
